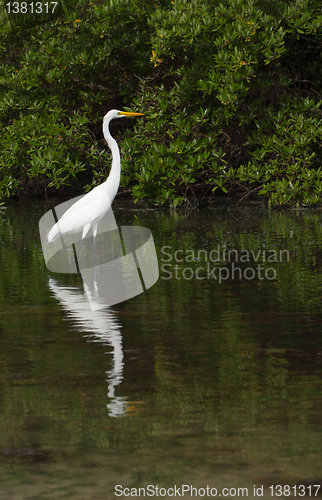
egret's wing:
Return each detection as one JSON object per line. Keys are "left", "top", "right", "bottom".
{"left": 60, "top": 185, "right": 106, "bottom": 220}
{"left": 56, "top": 195, "right": 110, "bottom": 235}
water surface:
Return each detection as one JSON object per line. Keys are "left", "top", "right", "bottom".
{"left": 0, "top": 201, "right": 322, "bottom": 499}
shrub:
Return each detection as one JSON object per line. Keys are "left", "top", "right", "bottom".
{"left": 0, "top": 0, "right": 152, "bottom": 197}
{"left": 1, "top": 0, "right": 322, "bottom": 206}
{"left": 122, "top": 0, "right": 322, "bottom": 206}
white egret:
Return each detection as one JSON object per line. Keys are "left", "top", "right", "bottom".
{"left": 47, "top": 110, "right": 144, "bottom": 249}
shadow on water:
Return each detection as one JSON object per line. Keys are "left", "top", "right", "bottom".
{"left": 0, "top": 201, "right": 322, "bottom": 498}
{"left": 47, "top": 278, "right": 127, "bottom": 418}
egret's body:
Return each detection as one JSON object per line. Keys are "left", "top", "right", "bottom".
{"left": 47, "top": 110, "right": 143, "bottom": 245}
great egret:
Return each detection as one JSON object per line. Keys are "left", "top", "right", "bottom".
{"left": 47, "top": 110, "right": 144, "bottom": 249}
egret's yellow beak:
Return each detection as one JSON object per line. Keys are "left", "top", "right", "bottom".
{"left": 118, "top": 111, "right": 144, "bottom": 117}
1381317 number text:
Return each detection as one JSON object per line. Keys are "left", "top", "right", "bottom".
{"left": 269, "top": 485, "right": 321, "bottom": 496}
{"left": 6, "top": 2, "right": 57, "bottom": 13}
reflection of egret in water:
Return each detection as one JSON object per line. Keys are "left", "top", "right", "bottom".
{"left": 48, "top": 277, "right": 127, "bottom": 417}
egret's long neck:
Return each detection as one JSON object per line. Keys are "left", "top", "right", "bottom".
{"left": 103, "top": 119, "right": 121, "bottom": 198}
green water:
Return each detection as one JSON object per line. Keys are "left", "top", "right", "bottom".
{"left": 0, "top": 201, "right": 322, "bottom": 499}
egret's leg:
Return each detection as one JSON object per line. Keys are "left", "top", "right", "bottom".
{"left": 92, "top": 224, "right": 98, "bottom": 268}
{"left": 76, "top": 222, "right": 92, "bottom": 265}
{"left": 76, "top": 239, "right": 84, "bottom": 265}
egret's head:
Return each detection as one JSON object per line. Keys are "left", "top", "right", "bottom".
{"left": 103, "top": 109, "right": 144, "bottom": 123}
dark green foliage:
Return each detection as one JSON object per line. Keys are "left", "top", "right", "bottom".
{"left": 0, "top": 0, "right": 153, "bottom": 197}
{"left": 1, "top": 0, "right": 322, "bottom": 205}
